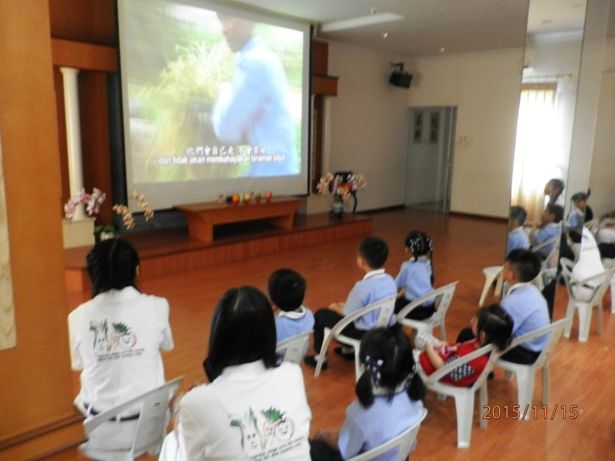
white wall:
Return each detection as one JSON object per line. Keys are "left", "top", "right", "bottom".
{"left": 322, "top": 38, "right": 613, "bottom": 218}
{"left": 325, "top": 41, "right": 410, "bottom": 211}
{"left": 588, "top": 37, "right": 615, "bottom": 217}
{"left": 406, "top": 48, "right": 524, "bottom": 218}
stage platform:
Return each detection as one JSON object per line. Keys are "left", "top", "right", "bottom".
{"left": 64, "top": 212, "right": 373, "bottom": 293}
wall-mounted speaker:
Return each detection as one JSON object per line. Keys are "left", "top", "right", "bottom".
{"left": 389, "top": 70, "right": 413, "bottom": 88}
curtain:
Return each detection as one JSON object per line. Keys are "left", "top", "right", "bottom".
{"left": 511, "top": 83, "right": 558, "bottom": 223}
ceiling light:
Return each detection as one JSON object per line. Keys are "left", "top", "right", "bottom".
{"left": 321, "top": 12, "right": 403, "bottom": 33}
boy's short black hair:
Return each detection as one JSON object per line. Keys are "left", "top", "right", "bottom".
{"left": 509, "top": 206, "right": 528, "bottom": 226}
{"left": 546, "top": 204, "right": 564, "bottom": 223}
{"left": 268, "top": 268, "right": 306, "bottom": 311}
{"left": 571, "top": 191, "right": 588, "bottom": 203}
{"left": 359, "top": 236, "right": 389, "bottom": 269}
{"left": 506, "top": 249, "right": 542, "bottom": 282}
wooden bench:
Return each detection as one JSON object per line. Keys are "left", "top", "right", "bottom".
{"left": 175, "top": 197, "right": 302, "bottom": 243}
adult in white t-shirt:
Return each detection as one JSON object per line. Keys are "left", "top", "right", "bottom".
{"left": 165, "top": 286, "right": 311, "bottom": 461}
{"left": 68, "top": 238, "right": 174, "bottom": 449}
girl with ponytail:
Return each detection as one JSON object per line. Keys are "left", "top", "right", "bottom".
{"left": 419, "top": 304, "right": 513, "bottom": 386}
{"left": 394, "top": 230, "right": 436, "bottom": 319}
{"left": 310, "top": 326, "right": 425, "bottom": 460}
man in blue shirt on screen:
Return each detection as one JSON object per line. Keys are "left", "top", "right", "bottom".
{"left": 212, "top": 15, "right": 299, "bottom": 177}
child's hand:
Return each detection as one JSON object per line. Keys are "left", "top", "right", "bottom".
{"left": 329, "top": 302, "right": 344, "bottom": 313}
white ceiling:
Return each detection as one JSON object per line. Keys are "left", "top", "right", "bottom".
{"left": 231, "top": 0, "right": 612, "bottom": 56}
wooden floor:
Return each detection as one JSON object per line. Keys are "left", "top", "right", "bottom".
{"left": 53, "top": 209, "right": 615, "bottom": 460}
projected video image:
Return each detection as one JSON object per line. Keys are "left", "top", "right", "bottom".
{"left": 121, "top": 0, "right": 304, "bottom": 182}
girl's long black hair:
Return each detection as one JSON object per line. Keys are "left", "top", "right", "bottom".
{"left": 86, "top": 238, "right": 140, "bottom": 297}
{"left": 203, "top": 286, "right": 278, "bottom": 382}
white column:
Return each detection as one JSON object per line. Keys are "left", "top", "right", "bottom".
{"left": 60, "top": 67, "right": 85, "bottom": 220}
{"left": 567, "top": 0, "right": 610, "bottom": 199}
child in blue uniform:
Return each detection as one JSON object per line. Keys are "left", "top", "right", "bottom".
{"left": 310, "top": 326, "right": 426, "bottom": 461}
{"left": 507, "top": 206, "right": 530, "bottom": 256}
{"left": 531, "top": 204, "right": 563, "bottom": 259}
{"left": 304, "top": 236, "right": 397, "bottom": 369}
{"left": 499, "top": 249, "right": 550, "bottom": 363}
{"left": 566, "top": 192, "right": 588, "bottom": 243}
{"left": 394, "top": 231, "right": 435, "bottom": 320}
{"left": 268, "top": 268, "right": 314, "bottom": 343}
{"left": 457, "top": 250, "right": 549, "bottom": 362}
{"left": 543, "top": 178, "right": 565, "bottom": 208}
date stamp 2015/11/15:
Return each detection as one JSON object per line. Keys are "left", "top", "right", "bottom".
{"left": 482, "top": 404, "right": 580, "bottom": 420}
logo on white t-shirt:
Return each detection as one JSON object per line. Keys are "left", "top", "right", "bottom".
{"left": 89, "top": 319, "right": 143, "bottom": 361}
{"left": 230, "top": 406, "right": 298, "bottom": 459}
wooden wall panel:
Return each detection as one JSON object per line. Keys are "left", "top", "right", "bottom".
{"left": 52, "top": 39, "right": 118, "bottom": 72}
{"left": 312, "top": 75, "right": 339, "bottom": 96}
{"left": 311, "top": 40, "right": 329, "bottom": 75}
{"left": 48, "top": 0, "right": 117, "bottom": 46}
{"left": 80, "top": 72, "right": 114, "bottom": 223}
{"left": 0, "top": 0, "right": 79, "bottom": 456}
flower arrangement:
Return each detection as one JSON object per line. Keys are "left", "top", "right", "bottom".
{"left": 317, "top": 172, "right": 367, "bottom": 203}
{"left": 64, "top": 188, "right": 106, "bottom": 220}
{"left": 112, "top": 192, "right": 155, "bottom": 230}
{"left": 64, "top": 189, "right": 154, "bottom": 233}
{"left": 316, "top": 171, "right": 367, "bottom": 216}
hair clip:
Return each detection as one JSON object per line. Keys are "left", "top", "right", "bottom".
{"left": 365, "top": 355, "right": 384, "bottom": 385}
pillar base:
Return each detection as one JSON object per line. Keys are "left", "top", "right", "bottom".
{"left": 62, "top": 218, "right": 95, "bottom": 248}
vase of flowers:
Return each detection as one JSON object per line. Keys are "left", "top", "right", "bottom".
{"left": 317, "top": 171, "right": 367, "bottom": 218}
{"left": 64, "top": 189, "right": 155, "bottom": 241}
{"left": 330, "top": 194, "right": 345, "bottom": 217}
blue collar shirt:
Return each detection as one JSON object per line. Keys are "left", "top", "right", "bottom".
{"left": 343, "top": 269, "right": 397, "bottom": 331}
{"left": 500, "top": 283, "right": 550, "bottom": 352}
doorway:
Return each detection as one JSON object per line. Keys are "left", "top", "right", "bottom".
{"left": 405, "top": 106, "right": 456, "bottom": 212}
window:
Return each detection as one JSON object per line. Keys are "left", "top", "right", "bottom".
{"left": 511, "top": 83, "right": 559, "bottom": 221}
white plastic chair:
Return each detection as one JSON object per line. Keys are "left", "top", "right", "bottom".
{"left": 560, "top": 258, "right": 615, "bottom": 342}
{"left": 314, "top": 296, "right": 396, "bottom": 381}
{"left": 417, "top": 344, "right": 497, "bottom": 448}
{"left": 478, "top": 266, "right": 504, "bottom": 306}
{"left": 531, "top": 235, "right": 560, "bottom": 263}
{"left": 276, "top": 330, "right": 312, "bottom": 364}
{"left": 396, "top": 281, "right": 459, "bottom": 341}
{"left": 584, "top": 218, "right": 600, "bottom": 234}
{"left": 80, "top": 376, "right": 183, "bottom": 461}
{"left": 495, "top": 319, "right": 566, "bottom": 420}
{"left": 601, "top": 258, "right": 615, "bottom": 313}
{"left": 347, "top": 409, "right": 427, "bottom": 461}
{"left": 531, "top": 236, "right": 560, "bottom": 290}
